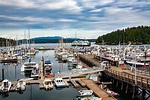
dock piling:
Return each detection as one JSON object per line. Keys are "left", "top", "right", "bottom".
{"left": 2, "top": 69, "right": 4, "bottom": 81}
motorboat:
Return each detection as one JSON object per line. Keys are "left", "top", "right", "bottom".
{"left": 106, "top": 89, "right": 119, "bottom": 96}
{"left": 124, "top": 60, "right": 149, "bottom": 67}
{"left": 43, "top": 78, "right": 53, "bottom": 90}
{"left": 54, "top": 78, "right": 66, "bottom": 88}
{"left": 68, "top": 59, "right": 78, "bottom": 68}
{"left": 44, "top": 59, "right": 52, "bottom": 66}
{"left": 21, "top": 61, "right": 39, "bottom": 72}
{"left": 76, "top": 96, "right": 102, "bottom": 100}
{"left": 76, "top": 62, "right": 83, "bottom": 69}
{"left": 77, "top": 89, "right": 93, "bottom": 97}
{"left": 0, "top": 79, "right": 12, "bottom": 93}
{"left": 17, "top": 79, "right": 26, "bottom": 91}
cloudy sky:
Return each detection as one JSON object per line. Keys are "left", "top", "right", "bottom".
{"left": 0, "top": 0, "right": 150, "bottom": 39}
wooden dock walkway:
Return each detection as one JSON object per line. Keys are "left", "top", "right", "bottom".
{"left": 70, "top": 80, "right": 80, "bottom": 88}
{"left": 54, "top": 67, "right": 104, "bottom": 79}
{"left": 81, "top": 78, "right": 116, "bottom": 100}
{"left": 77, "top": 79, "right": 86, "bottom": 87}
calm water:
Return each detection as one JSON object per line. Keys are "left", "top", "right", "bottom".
{"left": 0, "top": 43, "right": 139, "bottom": 100}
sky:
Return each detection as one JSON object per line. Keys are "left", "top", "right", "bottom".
{"left": 0, "top": 0, "right": 150, "bottom": 39}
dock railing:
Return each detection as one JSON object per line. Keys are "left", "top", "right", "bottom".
{"left": 105, "top": 68, "right": 150, "bottom": 90}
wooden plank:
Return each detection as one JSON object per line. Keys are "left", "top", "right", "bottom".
{"left": 81, "top": 79, "right": 116, "bottom": 100}
{"left": 70, "top": 80, "right": 80, "bottom": 88}
{"left": 77, "top": 80, "right": 86, "bottom": 87}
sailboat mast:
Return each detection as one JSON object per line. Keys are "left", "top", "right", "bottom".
{"left": 28, "top": 26, "right": 30, "bottom": 49}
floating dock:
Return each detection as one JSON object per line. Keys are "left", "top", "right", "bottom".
{"left": 81, "top": 78, "right": 116, "bottom": 100}
{"left": 70, "top": 80, "right": 80, "bottom": 88}
{"left": 76, "top": 79, "right": 86, "bottom": 87}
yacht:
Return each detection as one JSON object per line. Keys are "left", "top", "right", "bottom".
{"left": 0, "top": 79, "right": 12, "bottom": 92}
{"left": 43, "top": 78, "right": 54, "bottom": 90}
{"left": 21, "top": 61, "right": 39, "bottom": 72}
{"left": 124, "top": 60, "right": 149, "bottom": 67}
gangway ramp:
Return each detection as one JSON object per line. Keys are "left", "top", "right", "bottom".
{"left": 55, "top": 67, "right": 104, "bottom": 79}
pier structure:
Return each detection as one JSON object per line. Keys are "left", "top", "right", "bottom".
{"left": 105, "top": 68, "right": 150, "bottom": 100}
{"left": 81, "top": 54, "right": 150, "bottom": 100}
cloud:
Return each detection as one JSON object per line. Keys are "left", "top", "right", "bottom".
{"left": 0, "top": 0, "right": 82, "bottom": 13}
{"left": 90, "top": 9, "right": 102, "bottom": 12}
{"left": 0, "top": 0, "right": 150, "bottom": 39}
{"left": 77, "top": 0, "right": 115, "bottom": 8}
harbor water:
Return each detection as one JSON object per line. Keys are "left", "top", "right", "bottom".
{"left": 0, "top": 43, "right": 139, "bottom": 100}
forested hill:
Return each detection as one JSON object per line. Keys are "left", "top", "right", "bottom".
{"left": 96, "top": 26, "right": 150, "bottom": 45}
{"left": 18, "top": 36, "right": 96, "bottom": 44}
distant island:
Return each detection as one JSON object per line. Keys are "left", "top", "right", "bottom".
{"left": 96, "top": 26, "right": 150, "bottom": 45}
{"left": 18, "top": 36, "right": 96, "bottom": 44}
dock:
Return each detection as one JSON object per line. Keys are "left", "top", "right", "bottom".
{"left": 70, "top": 80, "right": 80, "bottom": 88}
{"left": 76, "top": 79, "right": 86, "bottom": 87}
{"left": 81, "top": 78, "right": 116, "bottom": 100}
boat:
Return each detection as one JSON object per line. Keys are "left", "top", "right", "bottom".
{"left": 100, "top": 61, "right": 110, "bottom": 69}
{"left": 106, "top": 89, "right": 119, "bottom": 96}
{"left": 77, "top": 89, "right": 93, "bottom": 97}
{"left": 68, "top": 59, "right": 78, "bottom": 68}
{"left": 71, "top": 40, "right": 91, "bottom": 46}
{"left": 44, "top": 59, "right": 52, "bottom": 66}
{"left": 54, "top": 78, "right": 66, "bottom": 88}
{"left": 26, "top": 47, "right": 36, "bottom": 55}
{"left": 124, "top": 60, "right": 149, "bottom": 67}
{"left": 0, "top": 79, "right": 12, "bottom": 93}
{"left": 43, "top": 78, "right": 53, "bottom": 90}
{"left": 17, "top": 79, "right": 26, "bottom": 91}
{"left": 44, "top": 65, "right": 52, "bottom": 75}
{"left": 86, "top": 74, "right": 100, "bottom": 83}
{"left": 76, "top": 96, "right": 102, "bottom": 100}
{"left": 21, "top": 61, "right": 39, "bottom": 72}
{"left": 0, "top": 58, "right": 18, "bottom": 63}
{"left": 76, "top": 62, "right": 83, "bottom": 69}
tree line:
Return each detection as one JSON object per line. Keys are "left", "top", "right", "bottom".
{"left": 0, "top": 37, "right": 17, "bottom": 47}
{"left": 96, "top": 26, "right": 150, "bottom": 45}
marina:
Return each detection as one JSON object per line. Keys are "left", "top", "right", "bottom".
{"left": 0, "top": 43, "right": 150, "bottom": 100}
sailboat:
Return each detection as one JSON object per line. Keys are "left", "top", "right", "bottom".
{"left": 21, "top": 27, "right": 39, "bottom": 74}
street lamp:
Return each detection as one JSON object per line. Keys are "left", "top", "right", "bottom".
{"left": 134, "top": 50, "right": 137, "bottom": 85}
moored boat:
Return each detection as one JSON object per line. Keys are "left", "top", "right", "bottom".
{"left": 21, "top": 61, "right": 39, "bottom": 72}
{"left": 0, "top": 79, "right": 12, "bottom": 93}
{"left": 43, "top": 78, "right": 53, "bottom": 90}
{"left": 44, "top": 59, "right": 52, "bottom": 66}
{"left": 106, "top": 89, "right": 119, "bottom": 96}
{"left": 124, "top": 60, "right": 149, "bottom": 67}
{"left": 54, "top": 78, "right": 66, "bottom": 88}
{"left": 17, "top": 79, "right": 26, "bottom": 91}
{"left": 77, "top": 89, "right": 93, "bottom": 97}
